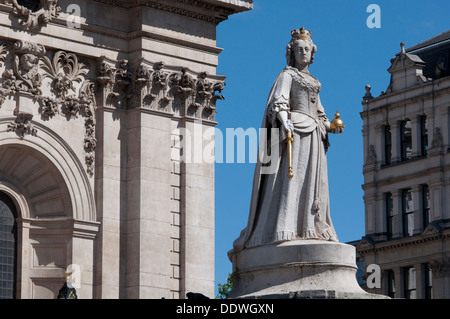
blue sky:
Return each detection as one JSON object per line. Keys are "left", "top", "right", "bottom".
{"left": 213, "top": 0, "right": 450, "bottom": 296}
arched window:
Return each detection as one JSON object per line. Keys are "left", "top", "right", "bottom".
{"left": 0, "top": 192, "right": 17, "bottom": 299}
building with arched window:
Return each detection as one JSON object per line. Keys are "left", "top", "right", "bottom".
{"left": 358, "top": 30, "right": 450, "bottom": 299}
{"left": 0, "top": 0, "right": 252, "bottom": 299}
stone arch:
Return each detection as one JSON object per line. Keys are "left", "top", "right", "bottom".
{"left": 0, "top": 119, "right": 96, "bottom": 222}
{"left": 0, "top": 144, "right": 72, "bottom": 219}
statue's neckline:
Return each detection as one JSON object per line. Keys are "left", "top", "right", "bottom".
{"left": 286, "top": 66, "right": 318, "bottom": 80}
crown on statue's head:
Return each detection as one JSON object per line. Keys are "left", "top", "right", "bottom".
{"left": 291, "top": 27, "right": 312, "bottom": 41}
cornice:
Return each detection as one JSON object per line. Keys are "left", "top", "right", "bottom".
{"left": 89, "top": 0, "right": 235, "bottom": 24}
{"left": 357, "top": 228, "right": 450, "bottom": 256}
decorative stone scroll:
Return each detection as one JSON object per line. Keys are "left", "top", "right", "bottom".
{"left": 2, "top": 0, "right": 61, "bottom": 30}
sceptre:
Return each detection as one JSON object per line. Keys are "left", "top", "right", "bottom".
{"left": 287, "top": 130, "right": 293, "bottom": 179}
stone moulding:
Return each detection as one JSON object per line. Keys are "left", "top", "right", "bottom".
{"left": 2, "top": 0, "right": 61, "bottom": 30}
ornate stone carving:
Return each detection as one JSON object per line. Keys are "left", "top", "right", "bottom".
{"left": 97, "top": 57, "right": 130, "bottom": 109}
{"left": 80, "top": 80, "right": 97, "bottom": 176}
{"left": 2, "top": 40, "right": 46, "bottom": 95}
{"left": 7, "top": 112, "right": 37, "bottom": 139}
{"left": 431, "top": 127, "right": 443, "bottom": 149}
{"left": 3, "top": 0, "right": 61, "bottom": 30}
{"left": 38, "top": 95, "right": 58, "bottom": 118}
{"left": 0, "top": 43, "right": 9, "bottom": 107}
{"left": 114, "top": 59, "right": 225, "bottom": 121}
{"left": 0, "top": 43, "right": 7, "bottom": 67}
{"left": 130, "top": 60, "right": 170, "bottom": 109}
{"left": 365, "top": 144, "right": 377, "bottom": 165}
{"left": 41, "top": 51, "right": 90, "bottom": 99}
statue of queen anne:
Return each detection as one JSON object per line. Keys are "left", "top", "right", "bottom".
{"left": 232, "top": 27, "right": 344, "bottom": 254}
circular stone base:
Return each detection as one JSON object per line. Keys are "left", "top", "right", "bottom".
{"left": 228, "top": 240, "right": 388, "bottom": 299}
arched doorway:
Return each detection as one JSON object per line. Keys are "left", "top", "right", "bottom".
{"left": 0, "top": 141, "right": 98, "bottom": 298}
{"left": 0, "top": 192, "right": 17, "bottom": 299}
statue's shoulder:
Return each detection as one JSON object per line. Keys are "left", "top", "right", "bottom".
{"left": 281, "top": 66, "right": 296, "bottom": 76}
{"left": 272, "top": 66, "right": 296, "bottom": 83}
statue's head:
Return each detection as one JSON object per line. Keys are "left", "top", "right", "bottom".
{"left": 286, "top": 27, "right": 317, "bottom": 68}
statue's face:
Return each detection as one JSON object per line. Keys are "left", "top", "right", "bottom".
{"left": 292, "top": 40, "right": 312, "bottom": 67}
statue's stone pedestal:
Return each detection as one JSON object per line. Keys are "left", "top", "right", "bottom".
{"left": 228, "top": 240, "right": 388, "bottom": 299}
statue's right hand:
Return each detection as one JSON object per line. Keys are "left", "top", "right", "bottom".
{"left": 283, "top": 119, "right": 294, "bottom": 133}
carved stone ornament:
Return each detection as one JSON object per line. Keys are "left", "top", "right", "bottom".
{"left": 123, "top": 59, "right": 225, "bottom": 121}
{"left": 2, "top": 40, "right": 46, "bottom": 95}
{"left": 96, "top": 57, "right": 130, "bottom": 109}
{"left": 365, "top": 144, "right": 377, "bottom": 165}
{"left": 0, "top": 43, "right": 7, "bottom": 66}
{"left": 0, "top": 41, "right": 97, "bottom": 176}
{"left": 431, "top": 127, "right": 443, "bottom": 149}
{"left": 40, "top": 52, "right": 96, "bottom": 176}
{"left": 7, "top": 112, "right": 37, "bottom": 139}
{"left": 3, "top": 0, "right": 61, "bottom": 30}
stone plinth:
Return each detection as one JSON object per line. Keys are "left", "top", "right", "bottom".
{"left": 228, "top": 240, "right": 388, "bottom": 299}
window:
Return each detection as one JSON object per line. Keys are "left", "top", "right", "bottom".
{"left": 384, "top": 125, "right": 392, "bottom": 165}
{"left": 0, "top": 192, "right": 17, "bottom": 299}
{"left": 424, "top": 264, "right": 433, "bottom": 299}
{"left": 387, "top": 270, "right": 396, "bottom": 298}
{"left": 420, "top": 116, "right": 428, "bottom": 156}
{"left": 422, "top": 185, "right": 430, "bottom": 228}
{"left": 402, "top": 189, "right": 414, "bottom": 237}
{"left": 403, "top": 267, "right": 416, "bottom": 299}
{"left": 385, "top": 192, "right": 393, "bottom": 240}
{"left": 400, "top": 120, "right": 412, "bottom": 161}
